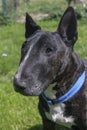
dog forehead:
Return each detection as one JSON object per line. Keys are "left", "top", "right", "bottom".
{"left": 26, "top": 31, "right": 62, "bottom": 49}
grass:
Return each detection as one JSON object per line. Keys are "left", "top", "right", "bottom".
{"left": 0, "top": 0, "right": 87, "bottom": 130}
{"left": 19, "top": 0, "right": 67, "bottom": 14}
{"left": 0, "top": 21, "right": 58, "bottom": 130}
{"left": 0, "top": 20, "right": 87, "bottom": 130}
{"left": 75, "top": 21, "right": 87, "bottom": 59}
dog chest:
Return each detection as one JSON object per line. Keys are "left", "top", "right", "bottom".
{"left": 45, "top": 103, "right": 74, "bottom": 124}
{"left": 44, "top": 83, "right": 75, "bottom": 124}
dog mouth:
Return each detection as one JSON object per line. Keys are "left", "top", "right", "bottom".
{"left": 15, "top": 88, "right": 40, "bottom": 96}
{"left": 14, "top": 82, "right": 43, "bottom": 96}
{"left": 13, "top": 77, "right": 50, "bottom": 96}
{"left": 14, "top": 85, "right": 43, "bottom": 96}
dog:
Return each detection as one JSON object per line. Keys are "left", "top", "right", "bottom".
{"left": 13, "top": 7, "right": 87, "bottom": 130}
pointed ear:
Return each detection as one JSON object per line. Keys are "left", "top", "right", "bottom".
{"left": 58, "top": 7, "right": 78, "bottom": 47}
{"left": 25, "top": 13, "right": 41, "bottom": 38}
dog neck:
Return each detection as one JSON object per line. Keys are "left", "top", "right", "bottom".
{"left": 44, "top": 53, "right": 85, "bottom": 99}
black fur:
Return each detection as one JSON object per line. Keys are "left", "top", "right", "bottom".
{"left": 13, "top": 7, "right": 87, "bottom": 130}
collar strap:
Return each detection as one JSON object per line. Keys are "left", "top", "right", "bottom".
{"left": 41, "top": 71, "right": 86, "bottom": 105}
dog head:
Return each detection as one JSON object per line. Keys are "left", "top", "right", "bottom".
{"left": 13, "top": 7, "right": 78, "bottom": 96}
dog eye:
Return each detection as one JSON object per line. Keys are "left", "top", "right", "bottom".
{"left": 45, "top": 47, "right": 53, "bottom": 54}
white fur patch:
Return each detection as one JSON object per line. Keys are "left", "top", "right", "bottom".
{"left": 44, "top": 83, "right": 74, "bottom": 124}
{"left": 15, "top": 44, "right": 34, "bottom": 79}
{"left": 44, "top": 83, "right": 57, "bottom": 99}
{"left": 45, "top": 103, "right": 74, "bottom": 124}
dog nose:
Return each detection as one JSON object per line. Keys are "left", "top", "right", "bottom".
{"left": 13, "top": 77, "right": 26, "bottom": 90}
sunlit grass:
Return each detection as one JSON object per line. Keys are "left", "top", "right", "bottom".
{"left": 0, "top": 0, "right": 87, "bottom": 129}
{"left": 0, "top": 19, "right": 87, "bottom": 130}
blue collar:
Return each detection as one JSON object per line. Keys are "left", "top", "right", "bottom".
{"left": 41, "top": 71, "right": 86, "bottom": 105}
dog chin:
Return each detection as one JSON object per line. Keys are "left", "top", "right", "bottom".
{"left": 14, "top": 87, "right": 43, "bottom": 96}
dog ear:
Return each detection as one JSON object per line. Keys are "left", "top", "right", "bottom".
{"left": 58, "top": 7, "right": 78, "bottom": 47}
{"left": 25, "top": 13, "right": 41, "bottom": 38}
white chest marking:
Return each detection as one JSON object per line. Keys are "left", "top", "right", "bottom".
{"left": 44, "top": 83, "right": 57, "bottom": 99}
{"left": 44, "top": 83, "right": 74, "bottom": 124}
{"left": 45, "top": 103, "right": 74, "bottom": 124}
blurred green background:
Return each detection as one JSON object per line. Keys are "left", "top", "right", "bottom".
{"left": 0, "top": 0, "right": 87, "bottom": 130}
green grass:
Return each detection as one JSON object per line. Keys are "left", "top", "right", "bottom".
{"left": 0, "top": 20, "right": 87, "bottom": 130}
{"left": 20, "top": 0, "right": 67, "bottom": 14}
{"left": 0, "top": 23, "right": 41, "bottom": 130}
{"left": 75, "top": 21, "right": 87, "bottom": 59}
{"left": 0, "top": 21, "right": 58, "bottom": 130}
{"left": 0, "top": 0, "right": 87, "bottom": 130}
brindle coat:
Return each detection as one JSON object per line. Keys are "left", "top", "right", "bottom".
{"left": 14, "top": 7, "right": 87, "bottom": 130}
